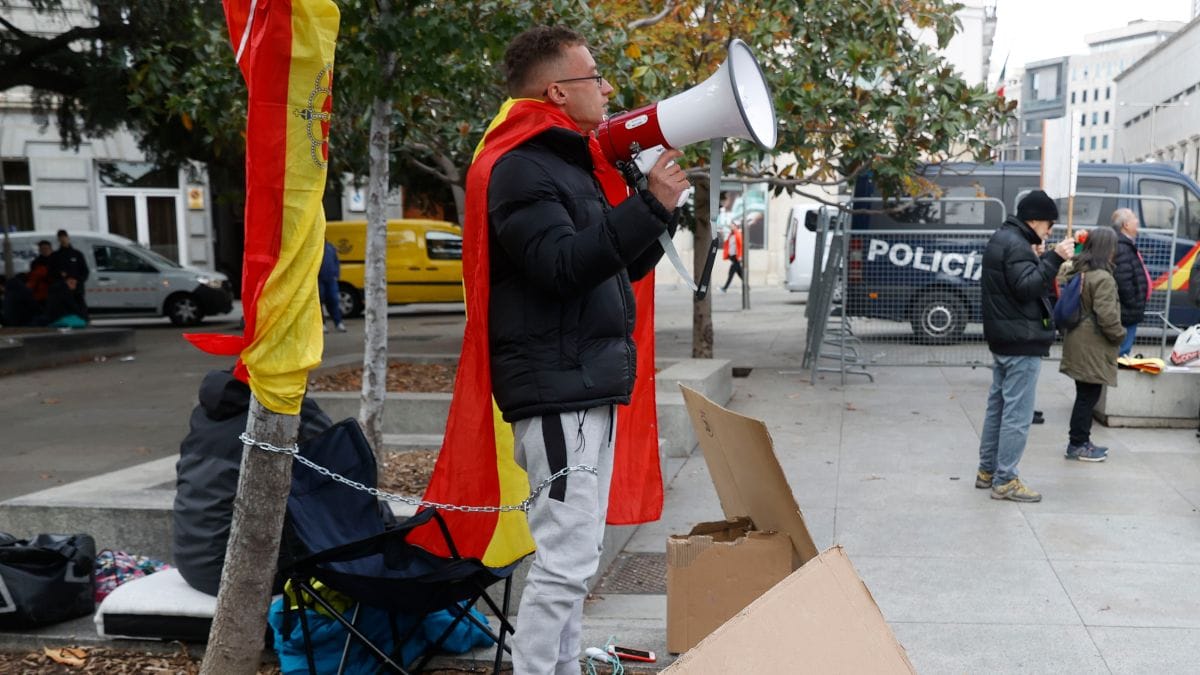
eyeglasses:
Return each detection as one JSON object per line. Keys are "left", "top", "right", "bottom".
{"left": 544, "top": 75, "right": 607, "bottom": 96}
{"left": 555, "top": 75, "right": 605, "bottom": 87}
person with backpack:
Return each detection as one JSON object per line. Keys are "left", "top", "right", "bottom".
{"left": 1110, "top": 208, "right": 1150, "bottom": 356}
{"left": 1057, "top": 227, "right": 1125, "bottom": 462}
{"left": 977, "top": 190, "right": 1074, "bottom": 503}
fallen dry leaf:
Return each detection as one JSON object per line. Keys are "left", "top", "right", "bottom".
{"left": 42, "top": 398, "right": 61, "bottom": 405}
{"left": 44, "top": 646, "right": 87, "bottom": 667}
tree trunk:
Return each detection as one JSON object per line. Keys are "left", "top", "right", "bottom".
{"left": 359, "top": 50, "right": 397, "bottom": 462}
{"left": 437, "top": 156, "right": 464, "bottom": 226}
{"left": 1, "top": 159, "right": 12, "bottom": 280}
{"left": 692, "top": 180, "right": 714, "bottom": 358}
{"left": 200, "top": 396, "right": 299, "bottom": 675}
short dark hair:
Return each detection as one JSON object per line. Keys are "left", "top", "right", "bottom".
{"left": 56, "top": 229, "right": 68, "bottom": 238}
{"left": 503, "top": 25, "right": 586, "bottom": 97}
{"left": 37, "top": 240, "right": 51, "bottom": 248}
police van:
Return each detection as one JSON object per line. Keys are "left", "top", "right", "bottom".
{"left": 5, "top": 231, "right": 233, "bottom": 325}
{"left": 848, "top": 162, "right": 1200, "bottom": 342}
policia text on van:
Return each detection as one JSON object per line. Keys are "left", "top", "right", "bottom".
{"left": 847, "top": 162, "right": 1200, "bottom": 342}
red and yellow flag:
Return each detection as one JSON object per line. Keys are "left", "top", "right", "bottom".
{"left": 1151, "top": 243, "right": 1200, "bottom": 292}
{"left": 185, "top": 0, "right": 339, "bottom": 415}
{"left": 412, "top": 99, "right": 663, "bottom": 568}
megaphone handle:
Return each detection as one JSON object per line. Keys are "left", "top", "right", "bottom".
{"left": 694, "top": 235, "right": 720, "bottom": 301}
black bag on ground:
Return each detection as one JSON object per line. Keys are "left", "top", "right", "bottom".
{"left": 0, "top": 532, "right": 96, "bottom": 628}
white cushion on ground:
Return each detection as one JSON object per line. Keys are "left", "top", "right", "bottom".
{"left": 94, "top": 568, "right": 216, "bottom": 639}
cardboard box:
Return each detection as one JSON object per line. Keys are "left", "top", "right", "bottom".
{"left": 664, "top": 547, "right": 915, "bottom": 674}
{"left": 666, "top": 517, "right": 793, "bottom": 654}
{"left": 667, "top": 386, "right": 914, "bottom": 671}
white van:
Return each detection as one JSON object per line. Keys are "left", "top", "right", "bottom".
{"left": 782, "top": 204, "right": 822, "bottom": 292}
{"left": 5, "top": 231, "right": 233, "bottom": 325}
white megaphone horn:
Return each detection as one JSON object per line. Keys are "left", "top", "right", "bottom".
{"left": 595, "top": 39, "right": 776, "bottom": 301}
{"left": 595, "top": 38, "right": 777, "bottom": 166}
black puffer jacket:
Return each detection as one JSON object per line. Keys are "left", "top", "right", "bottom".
{"left": 172, "top": 370, "right": 331, "bottom": 595}
{"left": 1113, "top": 233, "right": 1149, "bottom": 326}
{"left": 981, "top": 216, "right": 1065, "bottom": 356}
{"left": 487, "top": 127, "right": 672, "bottom": 421}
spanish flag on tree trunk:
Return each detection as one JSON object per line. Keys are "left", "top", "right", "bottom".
{"left": 411, "top": 99, "right": 663, "bottom": 568}
{"left": 185, "top": 0, "right": 339, "bottom": 416}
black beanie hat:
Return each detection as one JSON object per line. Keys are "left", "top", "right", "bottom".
{"left": 1017, "top": 190, "right": 1059, "bottom": 222}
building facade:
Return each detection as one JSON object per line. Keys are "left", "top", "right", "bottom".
{"left": 1018, "top": 57, "right": 1069, "bottom": 161}
{"left": 1069, "top": 21, "right": 1182, "bottom": 164}
{"left": 1113, "top": 17, "right": 1200, "bottom": 180}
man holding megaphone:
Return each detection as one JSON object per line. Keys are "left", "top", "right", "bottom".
{"left": 431, "top": 24, "right": 688, "bottom": 675}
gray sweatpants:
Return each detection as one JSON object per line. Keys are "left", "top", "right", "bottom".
{"left": 511, "top": 405, "right": 616, "bottom": 675}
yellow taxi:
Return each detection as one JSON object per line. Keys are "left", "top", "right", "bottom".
{"left": 325, "top": 219, "right": 464, "bottom": 317}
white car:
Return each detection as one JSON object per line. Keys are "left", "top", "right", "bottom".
{"left": 5, "top": 231, "right": 233, "bottom": 325}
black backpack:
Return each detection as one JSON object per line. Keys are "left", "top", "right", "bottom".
{"left": 0, "top": 533, "right": 96, "bottom": 628}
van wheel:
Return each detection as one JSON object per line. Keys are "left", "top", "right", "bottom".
{"left": 911, "top": 291, "right": 966, "bottom": 344}
{"left": 166, "top": 293, "right": 204, "bottom": 326}
{"left": 339, "top": 283, "right": 364, "bottom": 318}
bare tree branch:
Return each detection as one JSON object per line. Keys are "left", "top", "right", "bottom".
{"left": 627, "top": 1, "right": 676, "bottom": 31}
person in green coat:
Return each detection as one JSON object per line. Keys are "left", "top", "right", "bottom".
{"left": 1057, "top": 227, "right": 1126, "bottom": 462}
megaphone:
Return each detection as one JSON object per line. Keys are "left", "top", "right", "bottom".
{"left": 596, "top": 39, "right": 776, "bottom": 302}
{"left": 595, "top": 38, "right": 777, "bottom": 165}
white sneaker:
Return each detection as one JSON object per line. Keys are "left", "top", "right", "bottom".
{"left": 336, "top": 322, "right": 347, "bottom": 332}
{"left": 323, "top": 324, "right": 329, "bottom": 333}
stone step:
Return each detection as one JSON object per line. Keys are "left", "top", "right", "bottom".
{"left": 0, "top": 452, "right": 646, "bottom": 604}
{"left": 382, "top": 432, "right": 444, "bottom": 451}
{"left": 0, "top": 328, "right": 136, "bottom": 376}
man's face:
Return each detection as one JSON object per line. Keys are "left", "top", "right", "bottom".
{"left": 58, "top": 234, "right": 70, "bottom": 248}
{"left": 548, "top": 44, "right": 613, "bottom": 134}
{"left": 1124, "top": 216, "right": 1140, "bottom": 237}
{"left": 38, "top": 243, "right": 51, "bottom": 256}
{"left": 1028, "top": 220, "right": 1053, "bottom": 240}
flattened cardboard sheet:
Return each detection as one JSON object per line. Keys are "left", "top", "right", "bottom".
{"left": 680, "top": 385, "right": 818, "bottom": 566}
{"left": 664, "top": 547, "right": 916, "bottom": 674}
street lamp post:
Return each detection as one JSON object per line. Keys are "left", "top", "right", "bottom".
{"left": 1120, "top": 100, "right": 1191, "bottom": 161}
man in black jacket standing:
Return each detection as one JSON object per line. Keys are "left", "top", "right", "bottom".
{"left": 977, "top": 190, "right": 1074, "bottom": 502}
{"left": 50, "top": 230, "right": 89, "bottom": 310}
{"left": 487, "top": 26, "right": 688, "bottom": 675}
{"left": 1110, "top": 208, "right": 1149, "bottom": 356}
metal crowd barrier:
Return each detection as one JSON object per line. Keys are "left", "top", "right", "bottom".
{"left": 803, "top": 193, "right": 1188, "bottom": 376}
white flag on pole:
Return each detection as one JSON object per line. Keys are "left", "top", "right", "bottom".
{"left": 1040, "top": 116, "right": 1079, "bottom": 201}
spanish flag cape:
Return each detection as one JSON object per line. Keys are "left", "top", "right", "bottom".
{"left": 184, "top": 0, "right": 339, "bottom": 415}
{"left": 411, "top": 99, "right": 663, "bottom": 568}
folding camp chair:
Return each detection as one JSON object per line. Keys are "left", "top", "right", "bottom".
{"left": 278, "top": 418, "right": 519, "bottom": 674}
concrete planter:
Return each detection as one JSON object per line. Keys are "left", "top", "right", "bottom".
{"left": 1095, "top": 367, "right": 1200, "bottom": 428}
